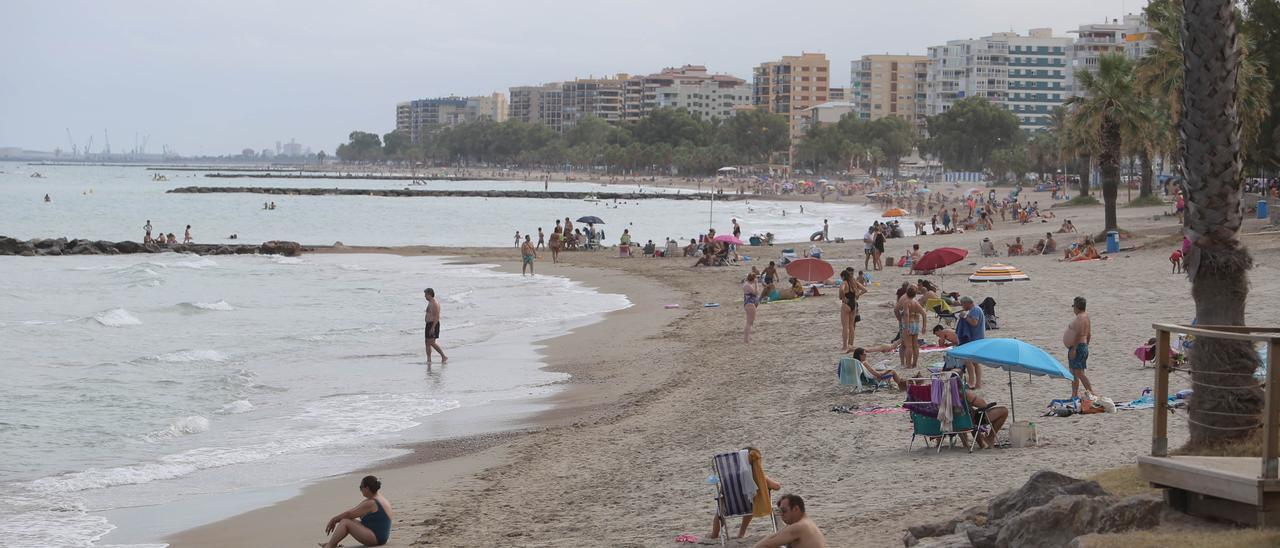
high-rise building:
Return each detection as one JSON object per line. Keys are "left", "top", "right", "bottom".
{"left": 849, "top": 54, "right": 929, "bottom": 131}
{"left": 752, "top": 52, "right": 832, "bottom": 145}
{"left": 395, "top": 94, "right": 509, "bottom": 143}
{"left": 561, "top": 75, "right": 628, "bottom": 128}
{"left": 509, "top": 83, "right": 564, "bottom": 132}
{"left": 826, "top": 87, "right": 846, "bottom": 101}
{"left": 1068, "top": 14, "right": 1156, "bottom": 95}
{"left": 621, "top": 65, "right": 750, "bottom": 122}
{"left": 926, "top": 28, "right": 1073, "bottom": 132}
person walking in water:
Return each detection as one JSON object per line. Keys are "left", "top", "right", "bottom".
{"left": 143, "top": 220, "right": 153, "bottom": 243}
{"left": 521, "top": 235, "right": 537, "bottom": 276}
{"left": 183, "top": 225, "right": 192, "bottom": 244}
{"left": 321, "top": 475, "right": 392, "bottom": 548}
{"left": 423, "top": 288, "right": 447, "bottom": 365}
{"left": 1064, "top": 296, "right": 1094, "bottom": 399}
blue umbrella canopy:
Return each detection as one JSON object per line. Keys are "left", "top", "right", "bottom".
{"left": 945, "top": 338, "right": 1073, "bottom": 380}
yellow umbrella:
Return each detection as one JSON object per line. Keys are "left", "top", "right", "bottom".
{"left": 882, "top": 208, "right": 909, "bottom": 217}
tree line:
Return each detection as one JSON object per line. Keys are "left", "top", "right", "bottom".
{"left": 336, "top": 108, "right": 790, "bottom": 175}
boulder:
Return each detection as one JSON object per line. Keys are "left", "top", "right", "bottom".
{"left": 69, "top": 244, "right": 100, "bottom": 255}
{"left": 988, "top": 471, "right": 1108, "bottom": 520}
{"left": 908, "top": 518, "right": 963, "bottom": 541}
{"left": 214, "top": 246, "right": 234, "bottom": 255}
{"left": 19, "top": 250, "right": 34, "bottom": 257}
{"left": 234, "top": 246, "right": 257, "bottom": 255}
{"left": 962, "top": 524, "right": 998, "bottom": 548}
{"left": 1094, "top": 495, "right": 1163, "bottom": 534}
{"left": 260, "top": 240, "right": 302, "bottom": 257}
{"left": 114, "top": 241, "right": 144, "bottom": 254}
{"left": 37, "top": 247, "right": 63, "bottom": 256}
{"left": 33, "top": 237, "right": 67, "bottom": 250}
{"left": 915, "top": 533, "right": 974, "bottom": 548}
{"left": 0, "top": 236, "right": 32, "bottom": 255}
{"left": 142, "top": 243, "right": 162, "bottom": 253}
{"left": 92, "top": 241, "right": 117, "bottom": 254}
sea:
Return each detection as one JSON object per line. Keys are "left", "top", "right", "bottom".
{"left": 0, "top": 162, "right": 883, "bottom": 546}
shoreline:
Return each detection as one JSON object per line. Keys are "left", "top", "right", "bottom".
{"left": 162, "top": 253, "right": 689, "bottom": 547}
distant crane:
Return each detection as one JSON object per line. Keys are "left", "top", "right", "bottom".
{"left": 103, "top": 129, "right": 111, "bottom": 156}
{"left": 141, "top": 135, "right": 150, "bottom": 156}
{"left": 84, "top": 135, "right": 95, "bottom": 157}
{"left": 65, "top": 128, "right": 78, "bottom": 157}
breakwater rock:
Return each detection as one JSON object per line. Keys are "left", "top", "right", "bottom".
{"left": 167, "top": 186, "right": 741, "bottom": 201}
{"left": 0, "top": 236, "right": 304, "bottom": 257}
{"left": 203, "top": 172, "right": 476, "bottom": 181}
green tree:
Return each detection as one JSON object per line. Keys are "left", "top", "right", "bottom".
{"left": 628, "top": 108, "right": 714, "bottom": 148}
{"left": 335, "top": 131, "right": 383, "bottom": 163}
{"left": 1066, "top": 54, "right": 1143, "bottom": 231}
{"left": 382, "top": 130, "right": 411, "bottom": 161}
{"left": 1243, "top": 0, "right": 1280, "bottom": 172}
{"left": 720, "top": 109, "right": 789, "bottom": 164}
{"left": 989, "top": 145, "right": 1031, "bottom": 184}
{"left": 1180, "top": 0, "right": 1263, "bottom": 448}
{"left": 867, "top": 116, "right": 915, "bottom": 177}
{"left": 924, "top": 97, "right": 1023, "bottom": 171}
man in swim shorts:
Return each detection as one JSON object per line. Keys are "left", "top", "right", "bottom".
{"left": 521, "top": 235, "right": 536, "bottom": 276}
{"left": 1064, "top": 296, "right": 1093, "bottom": 398}
{"left": 423, "top": 288, "right": 446, "bottom": 365}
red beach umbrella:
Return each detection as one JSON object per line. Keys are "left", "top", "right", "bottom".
{"left": 914, "top": 247, "right": 969, "bottom": 271}
{"left": 785, "top": 257, "right": 835, "bottom": 283}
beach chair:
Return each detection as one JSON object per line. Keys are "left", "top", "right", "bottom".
{"left": 837, "top": 357, "right": 891, "bottom": 393}
{"left": 710, "top": 451, "right": 778, "bottom": 545}
{"left": 903, "top": 372, "right": 976, "bottom": 453}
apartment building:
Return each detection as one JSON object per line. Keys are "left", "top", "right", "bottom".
{"left": 827, "top": 87, "right": 846, "bottom": 101}
{"left": 926, "top": 28, "right": 1072, "bottom": 132}
{"left": 509, "top": 83, "right": 564, "bottom": 132}
{"left": 561, "top": 75, "right": 628, "bottom": 128}
{"left": 799, "top": 101, "right": 856, "bottom": 134}
{"left": 1068, "top": 14, "right": 1156, "bottom": 95}
{"left": 395, "top": 93, "right": 508, "bottom": 143}
{"left": 849, "top": 54, "right": 929, "bottom": 131}
{"left": 752, "top": 52, "right": 832, "bottom": 144}
{"left": 621, "top": 65, "right": 750, "bottom": 122}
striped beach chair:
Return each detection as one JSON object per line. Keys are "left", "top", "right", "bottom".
{"left": 711, "top": 451, "right": 777, "bottom": 545}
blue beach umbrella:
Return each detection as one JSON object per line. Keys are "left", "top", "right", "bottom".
{"left": 945, "top": 338, "right": 1073, "bottom": 423}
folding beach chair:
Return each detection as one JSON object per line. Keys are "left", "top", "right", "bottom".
{"left": 711, "top": 451, "right": 778, "bottom": 546}
{"left": 837, "top": 357, "right": 891, "bottom": 393}
{"left": 903, "top": 371, "right": 976, "bottom": 453}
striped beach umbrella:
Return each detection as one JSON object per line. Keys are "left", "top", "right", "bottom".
{"left": 968, "top": 264, "right": 1030, "bottom": 283}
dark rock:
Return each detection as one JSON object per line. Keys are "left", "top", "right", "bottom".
{"left": 1095, "top": 495, "right": 1163, "bottom": 534}
{"left": 963, "top": 524, "right": 998, "bottom": 548}
{"left": 995, "top": 495, "right": 1112, "bottom": 548}
{"left": 92, "top": 241, "right": 117, "bottom": 254}
{"left": 19, "top": 250, "right": 34, "bottom": 257}
{"left": 909, "top": 518, "right": 963, "bottom": 541}
{"left": 259, "top": 240, "right": 301, "bottom": 256}
{"left": 142, "top": 243, "right": 162, "bottom": 253}
{"left": 0, "top": 236, "right": 31, "bottom": 255}
{"left": 988, "top": 471, "right": 1108, "bottom": 521}
{"left": 69, "top": 244, "right": 99, "bottom": 255}
{"left": 37, "top": 247, "right": 63, "bottom": 256}
{"left": 904, "top": 532, "right": 919, "bottom": 547}
{"left": 115, "top": 241, "right": 144, "bottom": 253}
{"left": 916, "top": 533, "right": 974, "bottom": 548}
{"left": 214, "top": 246, "right": 234, "bottom": 255}
{"left": 33, "top": 237, "right": 67, "bottom": 250}
{"left": 234, "top": 246, "right": 256, "bottom": 255}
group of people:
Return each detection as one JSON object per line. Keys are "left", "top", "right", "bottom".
{"left": 999, "top": 233, "right": 1059, "bottom": 256}
{"left": 142, "top": 220, "right": 192, "bottom": 245}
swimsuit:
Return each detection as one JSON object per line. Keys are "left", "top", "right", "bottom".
{"left": 743, "top": 294, "right": 759, "bottom": 306}
{"left": 361, "top": 500, "right": 391, "bottom": 546}
{"left": 424, "top": 321, "right": 440, "bottom": 340}
{"left": 1069, "top": 343, "right": 1089, "bottom": 370}
{"left": 522, "top": 254, "right": 534, "bottom": 265}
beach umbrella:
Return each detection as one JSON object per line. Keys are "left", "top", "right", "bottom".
{"left": 713, "top": 234, "right": 744, "bottom": 245}
{"left": 915, "top": 247, "right": 969, "bottom": 290}
{"left": 944, "top": 338, "right": 1074, "bottom": 423}
{"left": 907, "top": 178, "right": 919, "bottom": 184}
{"left": 969, "top": 264, "right": 1030, "bottom": 300}
{"left": 882, "top": 208, "right": 909, "bottom": 217}
{"left": 784, "top": 257, "right": 834, "bottom": 283}
{"left": 717, "top": 166, "right": 738, "bottom": 173}
{"left": 576, "top": 215, "right": 605, "bottom": 225}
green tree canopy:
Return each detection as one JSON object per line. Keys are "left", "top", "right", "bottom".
{"left": 924, "top": 97, "right": 1023, "bottom": 171}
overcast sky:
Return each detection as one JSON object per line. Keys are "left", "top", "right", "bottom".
{"left": 0, "top": 0, "right": 1143, "bottom": 155}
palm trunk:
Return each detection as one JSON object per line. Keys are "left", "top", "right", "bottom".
{"left": 1139, "top": 148, "right": 1154, "bottom": 198}
{"left": 1180, "top": 0, "right": 1262, "bottom": 448}
{"left": 1078, "top": 154, "right": 1092, "bottom": 197}
{"left": 1100, "top": 118, "right": 1121, "bottom": 231}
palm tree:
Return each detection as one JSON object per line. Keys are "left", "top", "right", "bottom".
{"left": 1066, "top": 54, "right": 1142, "bottom": 231}
{"left": 1055, "top": 107, "right": 1094, "bottom": 198}
{"left": 1180, "top": 0, "right": 1264, "bottom": 447}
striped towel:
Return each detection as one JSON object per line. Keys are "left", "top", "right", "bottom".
{"left": 713, "top": 452, "right": 756, "bottom": 516}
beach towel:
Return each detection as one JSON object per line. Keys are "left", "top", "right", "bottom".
{"left": 837, "top": 357, "right": 859, "bottom": 386}
{"left": 747, "top": 449, "right": 771, "bottom": 518}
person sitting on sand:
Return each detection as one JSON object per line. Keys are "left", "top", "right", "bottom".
{"left": 1058, "top": 219, "right": 1077, "bottom": 233}
{"left": 321, "top": 475, "right": 392, "bottom": 548}
{"left": 1043, "top": 233, "right": 1057, "bottom": 254}
{"left": 1029, "top": 239, "right": 1045, "bottom": 255}
{"left": 684, "top": 238, "right": 698, "bottom": 257}
{"left": 752, "top": 494, "right": 827, "bottom": 548}
{"left": 933, "top": 324, "right": 959, "bottom": 347}
{"left": 707, "top": 447, "right": 781, "bottom": 542}
{"left": 1005, "top": 237, "right": 1023, "bottom": 256}
{"left": 1076, "top": 237, "right": 1101, "bottom": 260}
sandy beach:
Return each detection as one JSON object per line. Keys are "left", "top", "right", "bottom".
{"left": 168, "top": 189, "right": 1280, "bottom": 547}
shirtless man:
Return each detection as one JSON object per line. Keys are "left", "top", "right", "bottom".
{"left": 143, "top": 220, "right": 153, "bottom": 243}
{"left": 536, "top": 227, "right": 545, "bottom": 250}
{"left": 423, "top": 288, "right": 447, "bottom": 365}
{"left": 753, "top": 494, "right": 826, "bottom": 548}
{"left": 1064, "top": 296, "right": 1094, "bottom": 398}
{"left": 520, "top": 235, "right": 536, "bottom": 276}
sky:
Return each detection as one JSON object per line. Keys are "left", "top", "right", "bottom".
{"left": 0, "top": 0, "right": 1144, "bottom": 156}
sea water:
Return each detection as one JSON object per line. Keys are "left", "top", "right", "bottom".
{"left": 0, "top": 253, "right": 628, "bottom": 546}
{"left": 0, "top": 162, "right": 883, "bottom": 246}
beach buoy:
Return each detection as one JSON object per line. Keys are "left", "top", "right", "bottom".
{"left": 664, "top": 304, "right": 680, "bottom": 309}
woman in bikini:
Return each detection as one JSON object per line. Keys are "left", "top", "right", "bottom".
{"left": 839, "top": 269, "right": 866, "bottom": 352}
{"left": 742, "top": 271, "right": 763, "bottom": 343}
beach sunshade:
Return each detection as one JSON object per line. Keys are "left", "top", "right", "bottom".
{"left": 907, "top": 178, "right": 919, "bottom": 184}
{"left": 882, "top": 208, "right": 909, "bottom": 217}
{"left": 713, "top": 234, "right": 744, "bottom": 245}
{"left": 717, "top": 166, "right": 738, "bottom": 173}
{"left": 914, "top": 247, "right": 968, "bottom": 271}
{"left": 784, "top": 257, "right": 834, "bottom": 283}
{"left": 967, "top": 188, "right": 984, "bottom": 195}
{"left": 968, "top": 264, "right": 1030, "bottom": 284}
{"left": 945, "top": 338, "right": 1073, "bottom": 423}
{"left": 576, "top": 215, "right": 605, "bottom": 225}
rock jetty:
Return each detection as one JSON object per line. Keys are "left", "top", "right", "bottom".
{"left": 167, "top": 186, "right": 741, "bottom": 201}
{"left": 0, "top": 236, "right": 303, "bottom": 257}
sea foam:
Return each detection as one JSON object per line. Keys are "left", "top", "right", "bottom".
{"left": 93, "top": 308, "right": 141, "bottom": 327}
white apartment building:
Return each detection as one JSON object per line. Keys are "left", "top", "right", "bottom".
{"left": 1068, "top": 14, "right": 1156, "bottom": 96}
{"left": 926, "top": 28, "right": 1073, "bottom": 132}
{"left": 623, "top": 65, "right": 750, "bottom": 122}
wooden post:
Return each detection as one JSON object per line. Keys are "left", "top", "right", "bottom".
{"left": 1154, "top": 327, "right": 1171, "bottom": 457}
{"left": 1263, "top": 338, "right": 1280, "bottom": 479}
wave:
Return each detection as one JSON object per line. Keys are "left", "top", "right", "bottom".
{"left": 150, "top": 349, "right": 229, "bottom": 363}
{"left": 179, "top": 300, "right": 235, "bottom": 311}
{"left": 142, "top": 415, "right": 210, "bottom": 442}
{"left": 170, "top": 257, "right": 218, "bottom": 269}
{"left": 93, "top": 308, "right": 141, "bottom": 327}
{"left": 218, "top": 400, "right": 254, "bottom": 414}
{"left": 271, "top": 256, "right": 303, "bottom": 265}
{"left": 337, "top": 263, "right": 367, "bottom": 271}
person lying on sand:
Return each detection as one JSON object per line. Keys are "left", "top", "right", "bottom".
{"left": 774, "top": 277, "right": 806, "bottom": 300}
{"left": 752, "top": 494, "right": 827, "bottom": 548}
